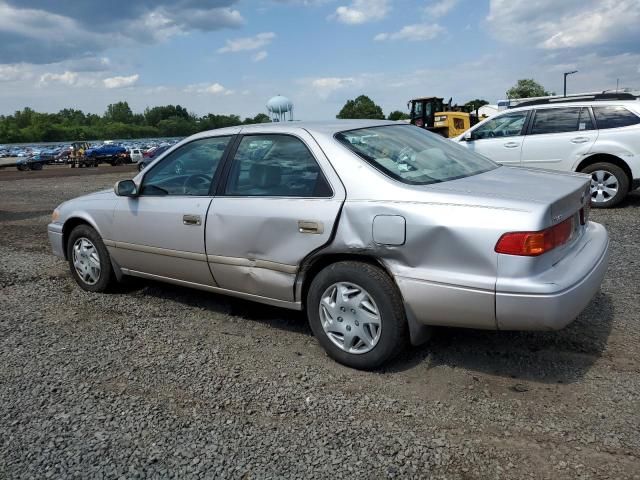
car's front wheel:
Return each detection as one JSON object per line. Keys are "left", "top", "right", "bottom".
{"left": 307, "top": 261, "right": 408, "bottom": 370}
{"left": 66, "top": 225, "right": 115, "bottom": 293}
{"left": 581, "top": 162, "right": 629, "bottom": 208}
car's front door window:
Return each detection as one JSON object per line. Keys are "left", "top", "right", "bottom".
{"left": 140, "top": 136, "right": 232, "bottom": 196}
{"left": 472, "top": 111, "right": 528, "bottom": 139}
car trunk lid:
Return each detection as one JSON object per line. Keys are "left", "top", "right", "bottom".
{"left": 424, "top": 166, "right": 591, "bottom": 262}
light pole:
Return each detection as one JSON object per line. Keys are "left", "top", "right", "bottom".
{"left": 563, "top": 70, "right": 578, "bottom": 97}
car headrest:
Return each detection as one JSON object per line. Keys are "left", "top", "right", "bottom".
{"left": 249, "top": 163, "right": 281, "bottom": 189}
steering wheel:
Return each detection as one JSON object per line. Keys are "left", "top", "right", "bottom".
{"left": 182, "top": 174, "right": 211, "bottom": 195}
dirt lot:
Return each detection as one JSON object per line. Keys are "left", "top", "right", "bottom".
{"left": 1, "top": 167, "right": 639, "bottom": 479}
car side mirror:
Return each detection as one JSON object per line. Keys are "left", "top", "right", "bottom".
{"left": 463, "top": 131, "right": 473, "bottom": 141}
{"left": 114, "top": 179, "right": 138, "bottom": 197}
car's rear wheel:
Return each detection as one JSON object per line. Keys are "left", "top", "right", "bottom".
{"left": 66, "top": 225, "right": 115, "bottom": 293}
{"left": 581, "top": 162, "right": 629, "bottom": 208}
{"left": 306, "top": 261, "right": 408, "bottom": 370}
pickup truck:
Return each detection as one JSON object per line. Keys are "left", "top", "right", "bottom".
{"left": 85, "top": 144, "right": 130, "bottom": 165}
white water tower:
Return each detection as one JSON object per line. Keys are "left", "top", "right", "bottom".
{"left": 267, "top": 95, "right": 293, "bottom": 122}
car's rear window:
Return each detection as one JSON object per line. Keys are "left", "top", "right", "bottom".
{"left": 335, "top": 125, "right": 497, "bottom": 185}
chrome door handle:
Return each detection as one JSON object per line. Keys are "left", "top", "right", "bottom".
{"left": 298, "top": 220, "right": 323, "bottom": 234}
{"left": 571, "top": 137, "right": 589, "bottom": 144}
{"left": 183, "top": 214, "right": 202, "bottom": 226}
{"left": 503, "top": 142, "right": 520, "bottom": 148}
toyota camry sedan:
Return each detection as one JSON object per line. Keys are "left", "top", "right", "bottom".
{"left": 48, "top": 120, "right": 609, "bottom": 369}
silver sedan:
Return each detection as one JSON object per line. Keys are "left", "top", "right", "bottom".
{"left": 48, "top": 120, "right": 609, "bottom": 369}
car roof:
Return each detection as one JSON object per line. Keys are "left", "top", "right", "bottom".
{"left": 506, "top": 100, "right": 640, "bottom": 112}
{"left": 193, "top": 119, "right": 401, "bottom": 139}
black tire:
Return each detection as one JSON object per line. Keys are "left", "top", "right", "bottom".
{"left": 66, "top": 224, "right": 116, "bottom": 293}
{"left": 581, "top": 162, "right": 629, "bottom": 208}
{"left": 17, "top": 163, "right": 29, "bottom": 171}
{"left": 306, "top": 261, "right": 408, "bottom": 370}
{"left": 30, "top": 162, "right": 43, "bottom": 171}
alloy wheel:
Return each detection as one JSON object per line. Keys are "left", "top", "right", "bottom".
{"left": 319, "top": 282, "right": 382, "bottom": 354}
{"left": 590, "top": 170, "right": 619, "bottom": 205}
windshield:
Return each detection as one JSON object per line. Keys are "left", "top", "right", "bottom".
{"left": 335, "top": 125, "right": 497, "bottom": 185}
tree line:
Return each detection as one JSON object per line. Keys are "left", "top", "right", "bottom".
{"left": 1, "top": 79, "right": 550, "bottom": 143}
{"left": 0, "top": 101, "right": 270, "bottom": 143}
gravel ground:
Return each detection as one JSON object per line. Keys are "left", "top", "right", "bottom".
{"left": 1, "top": 169, "right": 639, "bottom": 479}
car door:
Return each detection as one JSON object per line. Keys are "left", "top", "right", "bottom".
{"left": 205, "top": 130, "right": 345, "bottom": 303}
{"left": 459, "top": 110, "right": 529, "bottom": 165}
{"left": 520, "top": 107, "right": 598, "bottom": 171}
{"left": 109, "top": 134, "right": 236, "bottom": 286}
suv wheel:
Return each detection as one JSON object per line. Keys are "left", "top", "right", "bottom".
{"left": 306, "top": 261, "right": 408, "bottom": 370}
{"left": 581, "top": 162, "right": 629, "bottom": 208}
{"left": 66, "top": 225, "right": 115, "bottom": 292}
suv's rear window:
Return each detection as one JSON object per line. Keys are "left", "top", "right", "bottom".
{"left": 335, "top": 125, "right": 497, "bottom": 185}
{"left": 593, "top": 106, "right": 640, "bottom": 129}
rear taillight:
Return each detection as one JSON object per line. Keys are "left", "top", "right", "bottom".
{"left": 495, "top": 217, "right": 574, "bottom": 256}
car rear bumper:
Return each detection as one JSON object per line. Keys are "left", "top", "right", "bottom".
{"left": 495, "top": 222, "right": 609, "bottom": 331}
{"left": 396, "top": 222, "right": 608, "bottom": 332}
{"left": 48, "top": 222, "right": 65, "bottom": 259}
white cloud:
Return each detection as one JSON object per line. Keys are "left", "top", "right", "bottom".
{"left": 184, "top": 82, "right": 234, "bottom": 95}
{"left": 218, "top": 32, "right": 276, "bottom": 53}
{"left": 308, "top": 76, "right": 358, "bottom": 98}
{"left": 252, "top": 51, "right": 268, "bottom": 62}
{"left": 375, "top": 23, "right": 445, "bottom": 41}
{"left": 330, "top": 0, "right": 390, "bottom": 25}
{"left": 487, "top": 0, "right": 640, "bottom": 51}
{"left": 0, "top": 64, "right": 34, "bottom": 82}
{"left": 103, "top": 74, "right": 139, "bottom": 89}
{"left": 426, "top": 0, "right": 458, "bottom": 17}
{"left": 38, "top": 71, "right": 79, "bottom": 87}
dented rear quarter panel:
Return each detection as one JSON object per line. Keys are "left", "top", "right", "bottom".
{"left": 305, "top": 126, "right": 595, "bottom": 329}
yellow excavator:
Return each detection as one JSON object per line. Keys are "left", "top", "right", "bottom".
{"left": 408, "top": 97, "right": 482, "bottom": 138}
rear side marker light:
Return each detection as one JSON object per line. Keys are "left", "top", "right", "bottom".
{"left": 495, "top": 217, "right": 574, "bottom": 256}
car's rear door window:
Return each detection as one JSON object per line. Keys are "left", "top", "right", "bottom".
{"left": 224, "top": 134, "right": 332, "bottom": 197}
{"left": 593, "top": 106, "right": 640, "bottom": 129}
{"left": 530, "top": 107, "right": 581, "bottom": 135}
{"left": 578, "top": 107, "right": 594, "bottom": 131}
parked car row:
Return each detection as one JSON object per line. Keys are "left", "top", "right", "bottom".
{"left": 4, "top": 138, "right": 182, "bottom": 171}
